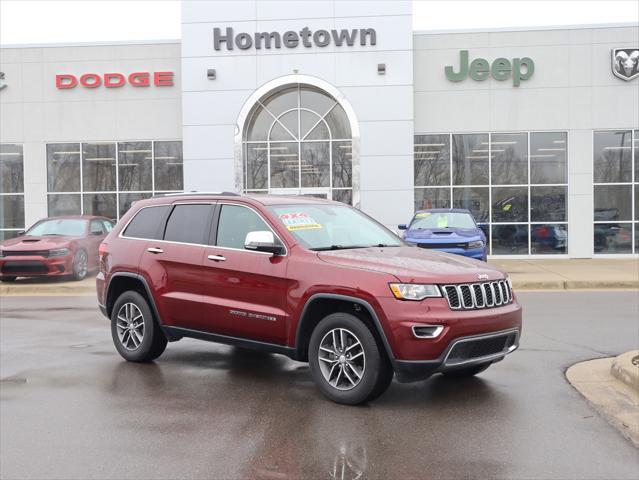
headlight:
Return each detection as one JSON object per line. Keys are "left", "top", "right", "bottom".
{"left": 467, "top": 240, "right": 484, "bottom": 249}
{"left": 389, "top": 283, "right": 442, "bottom": 300}
{"left": 49, "top": 248, "right": 70, "bottom": 257}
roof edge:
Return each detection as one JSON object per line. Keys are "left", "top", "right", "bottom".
{"left": 0, "top": 39, "right": 181, "bottom": 49}
{"left": 413, "top": 22, "right": 639, "bottom": 36}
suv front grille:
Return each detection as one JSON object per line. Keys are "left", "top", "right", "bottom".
{"left": 2, "top": 250, "right": 50, "bottom": 258}
{"left": 442, "top": 280, "right": 512, "bottom": 310}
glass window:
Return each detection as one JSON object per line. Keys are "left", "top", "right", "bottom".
{"left": 119, "top": 192, "right": 153, "bottom": 218}
{"left": 332, "top": 189, "right": 352, "bottom": 205}
{"left": 270, "top": 143, "right": 299, "bottom": 188}
{"left": 452, "top": 134, "right": 489, "bottom": 186}
{"left": 593, "top": 130, "right": 632, "bottom": 183}
{"left": 1, "top": 195, "right": 24, "bottom": 229}
{"left": 414, "top": 134, "right": 450, "bottom": 187}
{"left": 593, "top": 185, "right": 632, "bottom": 221}
{"left": 0, "top": 144, "right": 24, "bottom": 193}
{"left": 634, "top": 130, "right": 638, "bottom": 181}
{"left": 217, "top": 204, "right": 272, "bottom": 250}
{"left": 90, "top": 219, "right": 106, "bottom": 235}
{"left": 491, "top": 133, "right": 527, "bottom": 185}
{"left": 47, "top": 143, "right": 80, "bottom": 192}
{"left": 301, "top": 142, "right": 330, "bottom": 188}
{"left": 332, "top": 142, "right": 352, "bottom": 188}
{"left": 492, "top": 187, "right": 528, "bottom": 223}
{"left": 530, "top": 132, "right": 567, "bottom": 184}
{"left": 594, "top": 223, "right": 632, "bottom": 254}
{"left": 270, "top": 204, "right": 402, "bottom": 251}
{"left": 415, "top": 188, "right": 450, "bottom": 211}
{"left": 410, "top": 211, "right": 476, "bottom": 230}
{"left": 48, "top": 194, "right": 81, "bottom": 217}
{"left": 83, "top": 193, "right": 117, "bottom": 219}
{"left": 154, "top": 141, "right": 183, "bottom": 191}
{"left": 102, "top": 220, "right": 114, "bottom": 232}
{"left": 453, "top": 187, "right": 489, "bottom": 223}
{"left": 82, "top": 143, "right": 116, "bottom": 191}
{"left": 242, "top": 85, "right": 352, "bottom": 203}
{"left": 164, "top": 204, "right": 213, "bottom": 244}
{"left": 28, "top": 219, "right": 87, "bottom": 237}
{"left": 492, "top": 224, "right": 529, "bottom": 255}
{"left": 531, "top": 186, "right": 567, "bottom": 222}
{"left": 118, "top": 142, "right": 152, "bottom": 191}
{"left": 531, "top": 224, "right": 567, "bottom": 254}
{"left": 123, "top": 205, "right": 170, "bottom": 240}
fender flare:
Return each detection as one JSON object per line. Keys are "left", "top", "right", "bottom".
{"left": 294, "top": 293, "right": 396, "bottom": 361}
{"left": 105, "top": 272, "right": 163, "bottom": 325}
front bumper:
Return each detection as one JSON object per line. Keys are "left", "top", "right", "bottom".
{"left": 392, "top": 328, "right": 519, "bottom": 382}
{"left": 0, "top": 254, "right": 74, "bottom": 277}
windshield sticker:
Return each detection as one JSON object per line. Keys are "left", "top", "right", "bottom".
{"left": 415, "top": 212, "right": 431, "bottom": 218}
{"left": 279, "top": 212, "right": 322, "bottom": 231}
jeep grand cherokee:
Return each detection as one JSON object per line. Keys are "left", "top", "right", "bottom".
{"left": 96, "top": 193, "right": 522, "bottom": 405}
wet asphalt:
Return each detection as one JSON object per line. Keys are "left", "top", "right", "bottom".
{"left": 1, "top": 292, "right": 638, "bottom": 480}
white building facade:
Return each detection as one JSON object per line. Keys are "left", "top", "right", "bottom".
{"left": 1, "top": 0, "right": 637, "bottom": 258}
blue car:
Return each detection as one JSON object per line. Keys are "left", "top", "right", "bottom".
{"left": 398, "top": 208, "right": 487, "bottom": 261}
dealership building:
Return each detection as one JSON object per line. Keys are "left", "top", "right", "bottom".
{"left": 1, "top": 1, "right": 638, "bottom": 258}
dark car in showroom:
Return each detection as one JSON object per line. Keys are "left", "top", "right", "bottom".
{"left": 398, "top": 209, "right": 487, "bottom": 261}
{"left": 0, "top": 216, "right": 114, "bottom": 282}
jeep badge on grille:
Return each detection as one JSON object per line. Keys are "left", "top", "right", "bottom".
{"left": 477, "top": 273, "right": 489, "bottom": 281}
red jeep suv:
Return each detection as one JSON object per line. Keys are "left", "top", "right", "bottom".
{"left": 97, "top": 193, "right": 521, "bottom": 404}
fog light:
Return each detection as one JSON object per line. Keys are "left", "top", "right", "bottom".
{"left": 412, "top": 325, "right": 444, "bottom": 338}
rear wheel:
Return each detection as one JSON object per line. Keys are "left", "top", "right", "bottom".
{"left": 309, "top": 312, "right": 393, "bottom": 405}
{"left": 71, "top": 249, "right": 88, "bottom": 281}
{"left": 111, "top": 291, "right": 167, "bottom": 362}
{"left": 0, "top": 276, "right": 17, "bottom": 282}
{"left": 442, "top": 362, "right": 491, "bottom": 378}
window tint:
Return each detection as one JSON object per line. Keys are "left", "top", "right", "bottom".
{"left": 123, "top": 205, "right": 169, "bottom": 240}
{"left": 217, "top": 204, "right": 273, "bottom": 250}
{"left": 164, "top": 204, "right": 213, "bottom": 244}
{"left": 90, "top": 220, "right": 105, "bottom": 234}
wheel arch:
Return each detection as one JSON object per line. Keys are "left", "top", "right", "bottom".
{"left": 294, "top": 293, "right": 395, "bottom": 362}
{"left": 106, "top": 273, "right": 161, "bottom": 324}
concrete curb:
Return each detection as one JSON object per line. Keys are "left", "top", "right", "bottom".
{"left": 611, "top": 351, "right": 639, "bottom": 392}
{"left": 566, "top": 357, "right": 639, "bottom": 448}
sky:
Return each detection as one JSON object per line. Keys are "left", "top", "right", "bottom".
{"left": 0, "top": 0, "right": 637, "bottom": 45}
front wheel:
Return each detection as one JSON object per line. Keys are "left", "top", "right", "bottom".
{"left": 308, "top": 312, "right": 393, "bottom": 405}
{"left": 111, "top": 291, "right": 167, "bottom": 362}
{"left": 442, "top": 362, "right": 491, "bottom": 378}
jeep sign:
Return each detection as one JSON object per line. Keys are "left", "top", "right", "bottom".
{"left": 213, "top": 27, "right": 376, "bottom": 51}
{"left": 445, "top": 50, "right": 535, "bottom": 86}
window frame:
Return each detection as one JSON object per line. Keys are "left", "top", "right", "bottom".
{"left": 414, "top": 130, "right": 569, "bottom": 257}
{"left": 0, "top": 143, "right": 25, "bottom": 239}
{"left": 162, "top": 203, "right": 216, "bottom": 246}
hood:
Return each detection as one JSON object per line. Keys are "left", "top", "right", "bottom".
{"left": 403, "top": 227, "right": 482, "bottom": 242}
{"left": 1, "top": 236, "right": 73, "bottom": 250}
{"left": 317, "top": 246, "right": 504, "bottom": 283}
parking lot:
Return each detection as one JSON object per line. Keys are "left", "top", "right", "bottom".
{"left": 1, "top": 291, "right": 638, "bottom": 479}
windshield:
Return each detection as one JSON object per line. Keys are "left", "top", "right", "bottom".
{"left": 270, "top": 204, "right": 403, "bottom": 251}
{"left": 409, "top": 212, "right": 476, "bottom": 230}
{"left": 27, "top": 219, "right": 87, "bottom": 237}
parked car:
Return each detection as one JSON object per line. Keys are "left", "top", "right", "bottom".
{"left": 97, "top": 193, "right": 521, "bottom": 405}
{"left": 0, "top": 216, "right": 114, "bottom": 282}
{"left": 398, "top": 208, "right": 487, "bottom": 261}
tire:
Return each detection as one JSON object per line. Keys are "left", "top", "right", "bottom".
{"left": 308, "top": 312, "right": 393, "bottom": 405}
{"left": 442, "top": 362, "right": 491, "bottom": 378}
{"left": 0, "top": 276, "right": 17, "bottom": 282}
{"left": 71, "top": 249, "right": 88, "bottom": 281}
{"left": 111, "top": 291, "right": 167, "bottom": 362}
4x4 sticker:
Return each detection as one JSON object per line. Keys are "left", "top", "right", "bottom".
{"left": 279, "top": 212, "right": 322, "bottom": 231}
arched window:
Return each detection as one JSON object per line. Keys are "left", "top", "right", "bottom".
{"left": 243, "top": 84, "right": 353, "bottom": 204}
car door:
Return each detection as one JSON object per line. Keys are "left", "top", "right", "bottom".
{"left": 200, "top": 203, "right": 291, "bottom": 345}
{"left": 137, "top": 202, "right": 215, "bottom": 331}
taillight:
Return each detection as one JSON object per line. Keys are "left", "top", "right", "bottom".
{"left": 98, "top": 242, "right": 108, "bottom": 259}
{"left": 98, "top": 242, "right": 108, "bottom": 273}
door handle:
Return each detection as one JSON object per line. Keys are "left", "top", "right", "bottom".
{"left": 147, "top": 247, "right": 164, "bottom": 254}
{"left": 207, "top": 254, "right": 226, "bottom": 262}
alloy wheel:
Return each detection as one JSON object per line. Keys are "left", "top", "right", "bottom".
{"left": 116, "top": 303, "right": 145, "bottom": 351}
{"left": 75, "top": 251, "right": 88, "bottom": 278}
{"left": 318, "top": 328, "right": 366, "bottom": 391}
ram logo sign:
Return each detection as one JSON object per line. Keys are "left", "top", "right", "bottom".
{"left": 0, "top": 72, "right": 6, "bottom": 91}
{"left": 612, "top": 48, "right": 639, "bottom": 81}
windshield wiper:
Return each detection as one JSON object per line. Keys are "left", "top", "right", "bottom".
{"left": 310, "top": 245, "right": 369, "bottom": 251}
{"left": 42, "top": 233, "right": 64, "bottom": 236}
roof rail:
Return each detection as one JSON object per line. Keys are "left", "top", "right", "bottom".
{"left": 154, "top": 191, "right": 242, "bottom": 197}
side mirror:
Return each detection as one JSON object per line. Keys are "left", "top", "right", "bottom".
{"left": 398, "top": 224, "right": 407, "bottom": 230}
{"left": 17, "top": 230, "right": 26, "bottom": 236}
{"left": 244, "top": 231, "right": 285, "bottom": 256}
